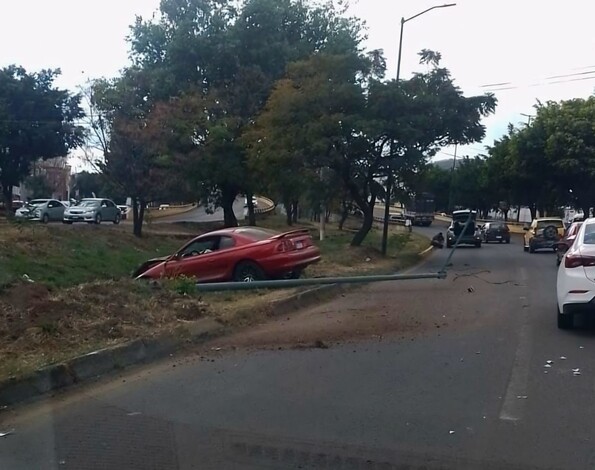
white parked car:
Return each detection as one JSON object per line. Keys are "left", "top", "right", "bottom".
{"left": 556, "top": 218, "right": 595, "bottom": 329}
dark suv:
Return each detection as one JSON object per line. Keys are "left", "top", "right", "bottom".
{"left": 447, "top": 210, "right": 482, "bottom": 248}
{"left": 481, "top": 221, "right": 511, "bottom": 244}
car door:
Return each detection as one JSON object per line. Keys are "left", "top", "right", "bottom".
{"left": 207, "top": 235, "right": 237, "bottom": 280}
{"left": 50, "top": 200, "right": 65, "bottom": 220}
{"left": 165, "top": 237, "right": 221, "bottom": 282}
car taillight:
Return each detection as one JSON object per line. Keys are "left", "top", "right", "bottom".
{"left": 565, "top": 254, "right": 595, "bottom": 268}
{"left": 276, "top": 239, "right": 296, "bottom": 252}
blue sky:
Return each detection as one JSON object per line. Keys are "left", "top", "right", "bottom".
{"left": 1, "top": 0, "right": 594, "bottom": 167}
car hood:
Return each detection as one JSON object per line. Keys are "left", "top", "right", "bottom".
{"left": 133, "top": 256, "right": 171, "bottom": 279}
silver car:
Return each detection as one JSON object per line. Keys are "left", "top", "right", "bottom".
{"left": 63, "top": 198, "right": 121, "bottom": 224}
{"left": 15, "top": 199, "right": 66, "bottom": 223}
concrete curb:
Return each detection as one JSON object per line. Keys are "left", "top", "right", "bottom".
{"left": 0, "top": 318, "right": 225, "bottom": 407}
{"left": 0, "top": 240, "right": 436, "bottom": 408}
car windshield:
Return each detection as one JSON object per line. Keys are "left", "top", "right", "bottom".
{"left": 77, "top": 200, "right": 100, "bottom": 207}
{"left": 28, "top": 199, "right": 48, "bottom": 206}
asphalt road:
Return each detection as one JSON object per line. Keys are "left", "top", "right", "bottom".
{"left": 3, "top": 226, "right": 595, "bottom": 469}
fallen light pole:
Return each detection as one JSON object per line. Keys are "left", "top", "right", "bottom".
{"left": 195, "top": 214, "right": 472, "bottom": 293}
{"left": 195, "top": 271, "right": 447, "bottom": 292}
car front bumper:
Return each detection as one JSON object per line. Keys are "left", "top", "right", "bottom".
{"left": 64, "top": 214, "right": 96, "bottom": 222}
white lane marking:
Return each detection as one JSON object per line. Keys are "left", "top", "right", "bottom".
{"left": 499, "top": 270, "right": 532, "bottom": 421}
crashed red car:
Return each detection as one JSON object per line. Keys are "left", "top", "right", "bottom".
{"left": 134, "top": 227, "right": 321, "bottom": 282}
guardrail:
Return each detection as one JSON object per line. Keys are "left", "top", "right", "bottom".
{"left": 146, "top": 204, "right": 197, "bottom": 220}
{"left": 254, "top": 196, "right": 275, "bottom": 215}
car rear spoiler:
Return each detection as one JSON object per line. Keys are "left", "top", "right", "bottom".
{"left": 271, "top": 229, "right": 311, "bottom": 239}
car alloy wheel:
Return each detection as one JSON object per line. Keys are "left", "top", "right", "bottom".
{"left": 42, "top": 213, "right": 49, "bottom": 224}
{"left": 233, "top": 261, "right": 265, "bottom": 282}
{"left": 95, "top": 213, "right": 102, "bottom": 224}
{"left": 113, "top": 213, "right": 121, "bottom": 225}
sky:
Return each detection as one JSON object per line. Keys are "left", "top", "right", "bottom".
{"left": 1, "top": 0, "right": 594, "bottom": 168}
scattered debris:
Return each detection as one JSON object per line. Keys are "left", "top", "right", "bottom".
{"left": 22, "top": 274, "right": 34, "bottom": 283}
{"left": 573, "top": 368, "right": 581, "bottom": 376}
{"left": 449, "top": 430, "right": 455, "bottom": 435}
{"left": 580, "top": 346, "right": 585, "bottom": 349}
{"left": 560, "top": 356, "right": 567, "bottom": 360}
{"left": 127, "top": 412, "right": 142, "bottom": 416}
{"left": 516, "top": 395, "right": 528, "bottom": 399}
{"left": 467, "top": 286, "right": 475, "bottom": 293}
{"left": 544, "top": 364, "right": 552, "bottom": 368}
{"left": 211, "top": 347, "right": 222, "bottom": 351}
{"left": 475, "top": 351, "right": 481, "bottom": 355}
{"left": 546, "top": 360, "right": 553, "bottom": 364}
{"left": 544, "top": 370, "right": 548, "bottom": 374}
{"left": 314, "top": 340, "right": 329, "bottom": 349}
{"left": 0, "top": 429, "right": 14, "bottom": 438}
{"left": 365, "top": 257, "right": 372, "bottom": 262}
{"left": 0, "top": 405, "right": 7, "bottom": 412}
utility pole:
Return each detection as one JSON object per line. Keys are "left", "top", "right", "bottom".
{"left": 381, "top": 3, "right": 456, "bottom": 255}
{"left": 447, "top": 143, "right": 458, "bottom": 213}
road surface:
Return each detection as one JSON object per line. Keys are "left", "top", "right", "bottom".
{"left": 154, "top": 199, "right": 246, "bottom": 224}
{"left": 3, "top": 228, "right": 595, "bottom": 469}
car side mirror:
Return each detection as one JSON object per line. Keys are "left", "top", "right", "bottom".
{"left": 554, "top": 241, "right": 569, "bottom": 253}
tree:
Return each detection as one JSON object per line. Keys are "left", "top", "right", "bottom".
{"left": 23, "top": 174, "right": 52, "bottom": 200}
{"left": 247, "top": 51, "right": 496, "bottom": 246}
{"left": 0, "top": 66, "right": 84, "bottom": 211}
{"left": 127, "top": 0, "right": 364, "bottom": 227}
{"left": 91, "top": 70, "right": 170, "bottom": 237}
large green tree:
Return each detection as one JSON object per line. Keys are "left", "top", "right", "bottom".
{"left": 127, "top": 0, "right": 363, "bottom": 226}
{"left": 246, "top": 51, "right": 496, "bottom": 246}
{"left": 0, "top": 66, "right": 84, "bottom": 210}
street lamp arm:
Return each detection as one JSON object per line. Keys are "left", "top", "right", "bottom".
{"left": 404, "top": 3, "right": 456, "bottom": 23}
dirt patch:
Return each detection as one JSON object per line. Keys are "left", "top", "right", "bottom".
{"left": 0, "top": 279, "right": 210, "bottom": 379}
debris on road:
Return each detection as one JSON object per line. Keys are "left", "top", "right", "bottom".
{"left": 573, "top": 368, "right": 581, "bottom": 376}
{"left": 544, "top": 364, "right": 552, "bottom": 368}
{"left": 467, "top": 286, "right": 475, "bottom": 293}
{"left": 22, "top": 274, "right": 34, "bottom": 283}
{"left": 546, "top": 360, "right": 553, "bottom": 364}
{"left": 126, "top": 412, "right": 142, "bottom": 416}
{"left": 314, "top": 340, "right": 329, "bottom": 349}
{"left": 579, "top": 346, "right": 585, "bottom": 349}
{"left": 449, "top": 430, "right": 455, "bottom": 435}
{"left": 0, "top": 429, "right": 14, "bottom": 438}
{"left": 560, "top": 356, "right": 567, "bottom": 360}
{"left": 516, "top": 396, "right": 528, "bottom": 399}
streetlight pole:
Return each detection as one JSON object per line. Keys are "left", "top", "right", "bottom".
{"left": 381, "top": 3, "right": 456, "bottom": 256}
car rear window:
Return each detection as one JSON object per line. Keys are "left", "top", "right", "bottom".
{"left": 536, "top": 220, "right": 563, "bottom": 229}
{"left": 235, "top": 227, "right": 280, "bottom": 241}
{"left": 489, "top": 223, "right": 508, "bottom": 230}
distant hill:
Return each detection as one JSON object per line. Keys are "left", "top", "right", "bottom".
{"left": 433, "top": 159, "right": 455, "bottom": 171}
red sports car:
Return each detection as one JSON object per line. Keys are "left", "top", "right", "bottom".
{"left": 134, "top": 227, "right": 321, "bottom": 282}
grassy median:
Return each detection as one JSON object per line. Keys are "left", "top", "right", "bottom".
{"left": 0, "top": 217, "right": 429, "bottom": 379}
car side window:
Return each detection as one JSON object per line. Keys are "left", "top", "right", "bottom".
{"left": 47, "top": 201, "right": 55, "bottom": 208}
{"left": 179, "top": 237, "right": 219, "bottom": 258}
{"left": 219, "top": 236, "right": 235, "bottom": 250}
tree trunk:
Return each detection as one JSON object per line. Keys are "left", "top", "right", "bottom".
{"left": 530, "top": 205, "right": 537, "bottom": 221}
{"left": 2, "top": 184, "right": 13, "bottom": 217}
{"left": 132, "top": 198, "right": 145, "bottom": 238}
{"left": 222, "top": 189, "right": 238, "bottom": 228}
{"left": 338, "top": 202, "right": 349, "bottom": 231}
{"left": 291, "top": 200, "right": 299, "bottom": 223}
{"left": 245, "top": 190, "right": 256, "bottom": 226}
{"left": 351, "top": 206, "right": 374, "bottom": 246}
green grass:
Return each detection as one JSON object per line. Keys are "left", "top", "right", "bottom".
{"left": 0, "top": 223, "right": 183, "bottom": 288}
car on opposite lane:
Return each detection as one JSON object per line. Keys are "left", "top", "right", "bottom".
{"left": 556, "top": 218, "right": 595, "bottom": 329}
{"left": 63, "top": 198, "right": 121, "bottom": 224}
{"left": 134, "top": 226, "right": 321, "bottom": 283}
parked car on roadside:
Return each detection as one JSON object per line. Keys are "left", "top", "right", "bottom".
{"left": 63, "top": 198, "right": 121, "bottom": 224}
{"left": 446, "top": 210, "right": 482, "bottom": 248}
{"left": 15, "top": 199, "right": 66, "bottom": 223}
{"left": 523, "top": 218, "right": 564, "bottom": 253}
{"left": 481, "top": 221, "right": 511, "bottom": 244}
{"left": 556, "top": 218, "right": 595, "bottom": 328}
{"left": 556, "top": 221, "right": 583, "bottom": 266}
{"left": 134, "top": 226, "right": 321, "bottom": 283}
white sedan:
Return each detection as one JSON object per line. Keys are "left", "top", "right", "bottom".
{"left": 556, "top": 218, "right": 595, "bottom": 329}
